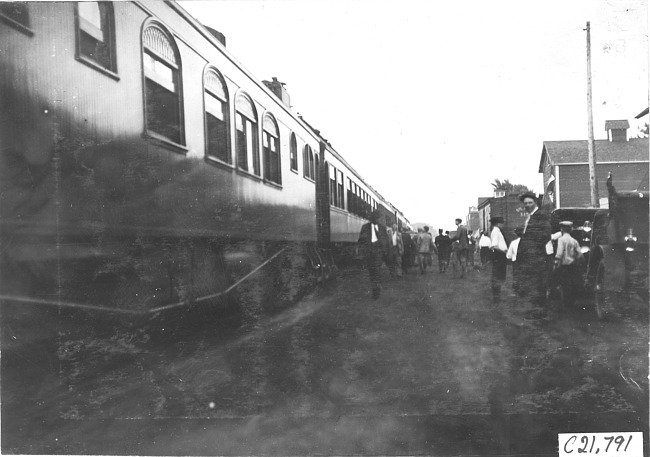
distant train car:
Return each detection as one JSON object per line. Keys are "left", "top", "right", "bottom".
{"left": 0, "top": 1, "right": 408, "bottom": 318}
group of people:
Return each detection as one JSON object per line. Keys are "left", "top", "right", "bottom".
{"left": 358, "top": 192, "right": 583, "bottom": 308}
{"left": 357, "top": 213, "right": 481, "bottom": 298}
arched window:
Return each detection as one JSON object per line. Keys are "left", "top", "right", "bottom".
{"left": 303, "top": 145, "right": 314, "bottom": 180}
{"left": 262, "top": 113, "right": 281, "bottom": 184}
{"left": 76, "top": 2, "right": 116, "bottom": 73}
{"left": 235, "top": 92, "right": 259, "bottom": 174}
{"left": 142, "top": 23, "right": 183, "bottom": 145}
{"left": 204, "top": 68, "right": 229, "bottom": 163}
{"left": 289, "top": 133, "right": 298, "bottom": 172}
{"left": 314, "top": 155, "right": 319, "bottom": 181}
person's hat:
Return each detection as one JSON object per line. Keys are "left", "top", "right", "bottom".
{"left": 559, "top": 221, "right": 573, "bottom": 228}
{"left": 519, "top": 191, "right": 538, "bottom": 202}
{"left": 490, "top": 216, "right": 504, "bottom": 224}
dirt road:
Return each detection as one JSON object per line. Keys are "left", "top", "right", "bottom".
{"left": 2, "top": 262, "right": 647, "bottom": 455}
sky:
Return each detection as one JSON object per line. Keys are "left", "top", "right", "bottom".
{"left": 180, "top": 0, "right": 648, "bottom": 227}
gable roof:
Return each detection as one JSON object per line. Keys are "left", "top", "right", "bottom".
{"left": 539, "top": 138, "right": 649, "bottom": 172}
{"left": 478, "top": 197, "right": 491, "bottom": 208}
{"left": 605, "top": 119, "right": 630, "bottom": 130}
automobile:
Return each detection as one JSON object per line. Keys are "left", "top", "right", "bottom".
{"left": 587, "top": 174, "right": 649, "bottom": 318}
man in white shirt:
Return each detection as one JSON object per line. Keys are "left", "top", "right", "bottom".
{"left": 553, "top": 221, "right": 583, "bottom": 305}
{"left": 506, "top": 226, "right": 525, "bottom": 295}
{"left": 478, "top": 231, "right": 492, "bottom": 267}
{"left": 489, "top": 217, "right": 508, "bottom": 303}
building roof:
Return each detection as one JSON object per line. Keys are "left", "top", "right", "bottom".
{"left": 539, "top": 138, "right": 649, "bottom": 172}
{"left": 477, "top": 197, "right": 491, "bottom": 208}
{"left": 635, "top": 107, "right": 649, "bottom": 119}
{"left": 605, "top": 119, "right": 630, "bottom": 130}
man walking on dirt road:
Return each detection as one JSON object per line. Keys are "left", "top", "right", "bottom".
{"left": 358, "top": 209, "right": 389, "bottom": 298}
{"left": 450, "top": 218, "right": 469, "bottom": 278}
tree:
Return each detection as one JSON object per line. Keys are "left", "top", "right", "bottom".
{"left": 491, "top": 179, "right": 531, "bottom": 196}
{"left": 635, "top": 122, "right": 649, "bottom": 138}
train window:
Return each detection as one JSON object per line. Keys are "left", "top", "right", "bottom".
{"left": 289, "top": 133, "right": 298, "bottom": 172}
{"left": 235, "top": 93, "right": 259, "bottom": 175}
{"left": 337, "top": 170, "right": 344, "bottom": 208}
{"left": 143, "top": 24, "right": 183, "bottom": 146}
{"left": 303, "top": 145, "right": 314, "bottom": 180}
{"left": 262, "top": 113, "right": 281, "bottom": 185}
{"left": 204, "top": 68, "right": 229, "bottom": 163}
{"left": 346, "top": 178, "right": 352, "bottom": 212}
{"left": 329, "top": 164, "right": 337, "bottom": 206}
{"left": 76, "top": 2, "right": 116, "bottom": 74}
{"left": 328, "top": 166, "right": 345, "bottom": 209}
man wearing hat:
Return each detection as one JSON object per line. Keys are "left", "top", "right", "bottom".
{"left": 358, "top": 209, "right": 390, "bottom": 298}
{"left": 489, "top": 216, "right": 508, "bottom": 303}
{"left": 517, "top": 191, "right": 552, "bottom": 306}
{"left": 554, "top": 221, "right": 583, "bottom": 305}
{"left": 450, "top": 218, "right": 469, "bottom": 278}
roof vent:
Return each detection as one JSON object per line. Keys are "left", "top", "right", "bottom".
{"left": 605, "top": 119, "right": 629, "bottom": 142}
{"left": 204, "top": 26, "right": 226, "bottom": 47}
{"left": 263, "top": 77, "right": 291, "bottom": 109}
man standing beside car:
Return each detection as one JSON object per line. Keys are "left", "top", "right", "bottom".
{"left": 554, "top": 221, "right": 583, "bottom": 305}
{"left": 517, "top": 192, "right": 552, "bottom": 307}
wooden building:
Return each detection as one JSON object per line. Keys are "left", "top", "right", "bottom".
{"left": 477, "top": 194, "right": 527, "bottom": 244}
{"left": 539, "top": 120, "right": 648, "bottom": 209}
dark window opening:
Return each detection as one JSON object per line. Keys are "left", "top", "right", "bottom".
{"left": 236, "top": 112, "right": 258, "bottom": 174}
{"left": 204, "top": 71, "right": 229, "bottom": 163}
{"left": 263, "top": 114, "right": 281, "bottom": 184}
{"left": 142, "top": 25, "right": 183, "bottom": 146}
{"left": 303, "top": 145, "right": 315, "bottom": 180}
{"left": 77, "top": 2, "right": 116, "bottom": 72}
{"left": 235, "top": 94, "right": 259, "bottom": 175}
{"left": 263, "top": 133, "right": 280, "bottom": 183}
{"left": 290, "top": 133, "right": 298, "bottom": 171}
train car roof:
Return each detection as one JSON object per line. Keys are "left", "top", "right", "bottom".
{"left": 170, "top": 1, "right": 407, "bottom": 219}
{"left": 168, "top": 1, "right": 322, "bottom": 144}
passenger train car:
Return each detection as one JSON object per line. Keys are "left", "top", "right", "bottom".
{"left": 0, "top": 1, "right": 409, "bottom": 317}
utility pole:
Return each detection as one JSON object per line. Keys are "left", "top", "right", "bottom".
{"left": 586, "top": 21, "right": 600, "bottom": 207}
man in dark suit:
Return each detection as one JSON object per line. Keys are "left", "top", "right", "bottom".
{"left": 450, "top": 218, "right": 469, "bottom": 278}
{"left": 434, "top": 229, "right": 450, "bottom": 273}
{"left": 516, "top": 191, "right": 552, "bottom": 306}
{"left": 358, "top": 209, "right": 389, "bottom": 298}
